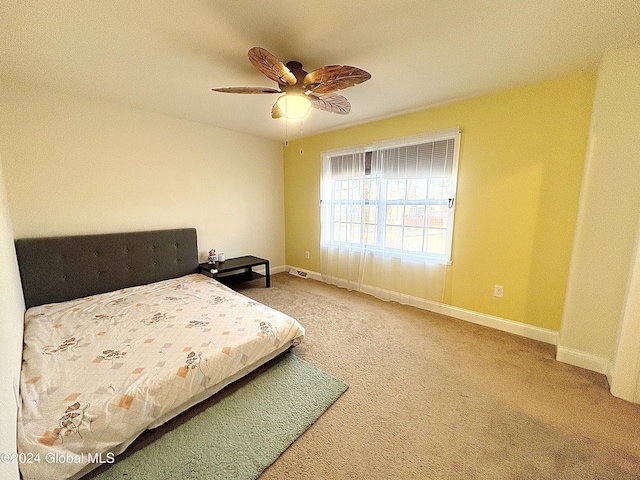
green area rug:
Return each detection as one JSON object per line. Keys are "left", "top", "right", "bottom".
{"left": 91, "top": 354, "right": 347, "bottom": 480}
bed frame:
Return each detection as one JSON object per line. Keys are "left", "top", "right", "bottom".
{"left": 15, "top": 228, "right": 199, "bottom": 309}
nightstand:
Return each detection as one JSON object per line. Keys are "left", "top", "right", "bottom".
{"left": 199, "top": 255, "right": 270, "bottom": 288}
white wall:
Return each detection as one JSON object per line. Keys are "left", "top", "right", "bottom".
{"left": 0, "top": 79, "right": 286, "bottom": 478}
{"left": 611, "top": 215, "right": 640, "bottom": 402}
{"left": 0, "top": 157, "right": 25, "bottom": 480}
{"left": 558, "top": 43, "right": 640, "bottom": 395}
{"left": 0, "top": 80, "right": 285, "bottom": 265}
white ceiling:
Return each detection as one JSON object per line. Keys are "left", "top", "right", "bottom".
{"left": 2, "top": 1, "right": 639, "bottom": 142}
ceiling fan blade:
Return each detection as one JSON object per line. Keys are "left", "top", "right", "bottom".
{"left": 303, "top": 65, "right": 371, "bottom": 94}
{"left": 309, "top": 92, "right": 351, "bottom": 115}
{"left": 212, "top": 87, "right": 281, "bottom": 94}
{"left": 271, "top": 101, "right": 283, "bottom": 119}
{"left": 248, "top": 47, "right": 297, "bottom": 86}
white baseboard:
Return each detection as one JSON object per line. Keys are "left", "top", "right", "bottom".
{"left": 284, "top": 265, "right": 558, "bottom": 346}
{"left": 433, "top": 304, "right": 558, "bottom": 345}
{"left": 555, "top": 346, "right": 610, "bottom": 375}
{"left": 270, "top": 265, "right": 287, "bottom": 275}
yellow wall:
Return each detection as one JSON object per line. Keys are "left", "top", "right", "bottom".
{"left": 284, "top": 68, "right": 597, "bottom": 330}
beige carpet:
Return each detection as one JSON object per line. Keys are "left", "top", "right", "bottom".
{"left": 235, "top": 273, "right": 640, "bottom": 479}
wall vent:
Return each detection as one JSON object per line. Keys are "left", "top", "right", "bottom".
{"left": 289, "top": 268, "right": 308, "bottom": 278}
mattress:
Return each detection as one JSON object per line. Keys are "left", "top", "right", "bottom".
{"left": 17, "top": 274, "right": 305, "bottom": 480}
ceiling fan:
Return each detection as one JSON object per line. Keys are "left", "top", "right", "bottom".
{"left": 212, "top": 47, "right": 371, "bottom": 119}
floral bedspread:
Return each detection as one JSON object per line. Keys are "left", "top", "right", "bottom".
{"left": 17, "top": 274, "right": 304, "bottom": 480}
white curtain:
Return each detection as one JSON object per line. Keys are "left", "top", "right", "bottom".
{"left": 320, "top": 132, "right": 458, "bottom": 307}
{"left": 320, "top": 147, "right": 368, "bottom": 291}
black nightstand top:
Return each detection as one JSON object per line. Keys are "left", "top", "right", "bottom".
{"left": 198, "top": 256, "right": 270, "bottom": 288}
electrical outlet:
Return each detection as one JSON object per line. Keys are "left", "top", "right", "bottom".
{"left": 305, "top": 251, "right": 310, "bottom": 259}
{"left": 494, "top": 285, "right": 504, "bottom": 298}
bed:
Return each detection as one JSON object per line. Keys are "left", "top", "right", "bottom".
{"left": 14, "top": 228, "right": 305, "bottom": 480}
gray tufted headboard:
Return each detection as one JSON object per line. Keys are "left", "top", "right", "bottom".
{"left": 15, "top": 228, "right": 199, "bottom": 309}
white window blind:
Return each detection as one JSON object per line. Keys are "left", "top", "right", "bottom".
{"left": 321, "top": 128, "right": 460, "bottom": 264}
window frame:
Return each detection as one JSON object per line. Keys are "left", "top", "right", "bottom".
{"left": 321, "top": 127, "right": 461, "bottom": 265}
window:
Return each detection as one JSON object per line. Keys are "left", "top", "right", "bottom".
{"left": 321, "top": 128, "right": 460, "bottom": 264}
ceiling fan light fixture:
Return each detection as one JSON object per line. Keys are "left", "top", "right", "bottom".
{"left": 276, "top": 94, "right": 312, "bottom": 119}
{"left": 212, "top": 47, "right": 371, "bottom": 120}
